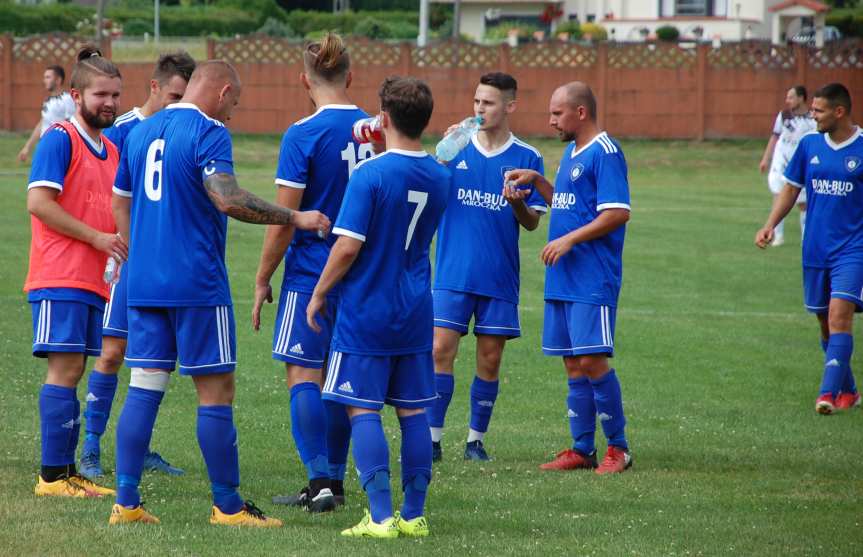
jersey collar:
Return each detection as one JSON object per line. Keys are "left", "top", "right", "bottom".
{"left": 825, "top": 126, "right": 862, "bottom": 151}
{"left": 471, "top": 133, "right": 514, "bottom": 158}
{"left": 388, "top": 148, "right": 429, "bottom": 158}
{"left": 70, "top": 115, "right": 105, "bottom": 156}
{"left": 166, "top": 102, "right": 224, "bottom": 126}
{"left": 570, "top": 131, "right": 607, "bottom": 158}
{"left": 317, "top": 104, "right": 359, "bottom": 110}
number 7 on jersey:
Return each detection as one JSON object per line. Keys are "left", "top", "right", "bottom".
{"left": 405, "top": 190, "right": 427, "bottom": 250}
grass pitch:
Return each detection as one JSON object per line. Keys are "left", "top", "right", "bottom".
{"left": 0, "top": 133, "right": 859, "bottom": 556}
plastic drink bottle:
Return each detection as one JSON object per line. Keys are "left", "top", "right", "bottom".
{"left": 103, "top": 256, "right": 121, "bottom": 284}
{"left": 352, "top": 116, "right": 383, "bottom": 144}
{"left": 435, "top": 116, "right": 483, "bottom": 162}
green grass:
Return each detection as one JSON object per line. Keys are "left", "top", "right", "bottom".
{"left": 0, "top": 132, "right": 860, "bottom": 556}
{"left": 110, "top": 38, "right": 208, "bottom": 64}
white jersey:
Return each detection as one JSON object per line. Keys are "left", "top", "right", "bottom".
{"left": 39, "top": 92, "right": 76, "bottom": 135}
{"left": 770, "top": 110, "right": 816, "bottom": 173}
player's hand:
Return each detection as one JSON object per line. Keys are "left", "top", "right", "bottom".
{"left": 502, "top": 179, "right": 530, "bottom": 202}
{"left": 754, "top": 226, "right": 774, "bottom": 249}
{"left": 759, "top": 159, "right": 768, "bottom": 174}
{"left": 504, "top": 169, "right": 540, "bottom": 188}
{"left": 251, "top": 281, "right": 273, "bottom": 331}
{"left": 292, "top": 210, "right": 331, "bottom": 238}
{"left": 444, "top": 123, "right": 461, "bottom": 137}
{"left": 541, "top": 236, "right": 574, "bottom": 266}
{"left": 306, "top": 294, "right": 326, "bottom": 333}
{"left": 92, "top": 232, "right": 128, "bottom": 261}
{"left": 17, "top": 147, "right": 30, "bottom": 163}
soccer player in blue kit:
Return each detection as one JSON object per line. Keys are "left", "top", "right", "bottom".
{"left": 108, "top": 61, "right": 330, "bottom": 526}
{"left": 507, "top": 81, "right": 633, "bottom": 474}
{"left": 252, "top": 33, "right": 370, "bottom": 512}
{"left": 429, "top": 72, "right": 546, "bottom": 462}
{"left": 756, "top": 83, "right": 862, "bottom": 414}
{"left": 308, "top": 76, "right": 450, "bottom": 538}
{"left": 79, "top": 51, "right": 195, "bottom": 480}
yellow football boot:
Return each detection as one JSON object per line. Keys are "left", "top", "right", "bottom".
{"left": 109, "top": 503, "right": 161, "bottom": 525}
{"left": 209, "top": 501, "right": 283, "bottom": 528}
{"left": 35, "top": 475, "right": 94, "bottom": 498}
{"left": 394, "top": 512, "right": 429, "bottom": 537}
{"left": 340, "top": 509, "right": 399, "bottom": 539}
{"left": 69, "top": 474, "right": 115, "bottom": 496}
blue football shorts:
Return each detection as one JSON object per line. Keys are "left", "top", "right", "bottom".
{"left": 321, "top": 350, "right": 436, "bottom": 411}
{"left": 31, "top": 298, "right": 104, "bottom": 358}
{"left": 542, "top": 300, "right": 616, "bottom": 357}
{"left": 101, "top": 272, "right": 128, "bottom": 339}
{"left": 433, "top": 289, "right": 521, "bottom": 338}
{"left": 272, "top": 289, "right": 337, "bottom": 368}
{"left": 803, "top": 262, "right": 863, "bottom": 314}
{"left": 125, "top": 305, "right": 236, "bottom": 375}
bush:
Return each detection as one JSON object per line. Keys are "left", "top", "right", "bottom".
{"left": 580, "top": 22, "right": 607, "bottom": 41}
{"left": 257, "top": 17, "right": 296, "bottom": 38}
{"left": 123, "top": 19, "right": 154, "bottom": 36}
{"left": 0, "top": 3, "right": 91, "bottom": 35}
{"left": 353, "top": 17, "right": 393, "bottom": 39}
{"left": 826, "top": 14, "right": 863, "bottom": 37}
{"left": 286, "top": 9, "right": 417, "bottom": 37}
{"left": 655, "top": 25, "right": 680, "bottom": 42}
{"left": 554, "top": 21, "right": 583, "bottom": 40}
{"left": 485, "top": 23, "right": 540, "bottom": 41}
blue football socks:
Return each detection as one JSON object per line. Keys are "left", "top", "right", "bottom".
{"left": 197, "top": 405, "right": 243, "bottom": 515}
{"left": 469, "top": 376, "right": 499, "bottom": 436}
{"left": 115, "top": 386, "right": 163, "bottom": 507}
{"left": 82, "top": 370, "right": 118, "bottom": 455}
{"left": 324, "top": 400, "right": 351, "bottom": 482}
{"left": 591, "top": 370, "right": 628, "bottom": 450}
{"left": 39, "top": 384, "right": 78, "bottom": 469}
{"left": 821, "top": 333, "right": 853, "bottom": 397}
{"left": 290, "top": 382, "right": 329, "bottom": 481}
{"left": 428, "top": 373, "right": 454, "bottom": 430}
{"left": 567, "top": 377, "right": 597, "bottom": 456}
{"left": 351, "top": 413, "right": 392, "bottom": 523}
{"left": 399, "top": 413, "right": 432, "bottom": 520}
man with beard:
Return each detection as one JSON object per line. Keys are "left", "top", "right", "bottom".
{"left": 25, "top": 46, "right": 125, "bottom": 498}
{"left": 78, "top": 51, "right": 196, "bottom": 481}
{"left": 506, "top": 82, "right": 633, "bottom": 474}
{"left": 756, "top": 83, "right": 863, "bottom": 414}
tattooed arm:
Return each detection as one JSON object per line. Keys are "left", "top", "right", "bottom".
{"left": 203, "top": 172, "right": 330, "bottom": 233}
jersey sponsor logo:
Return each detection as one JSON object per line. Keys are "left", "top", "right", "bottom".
{"left": 551, "top": 192, "right": 577, "bottom": 210}
{"left": 570, "top": 163, "right": 585, "bottom": 181}
{"left": 846, "top": 156, "right": 861, "bottom": 173}
{"left": 457, "top": 188, "right": 507, "bottom": 211}
{"left": 338, "top": 381, "right": 354, "bottom": 394}
{"left": 811, "top": 178, "right": 854, "bottom": 196}
{"left": 289, "top": 342, "right": 304, "bottom": 355}
{"left": 456, "top": 160, "right": 468, "bottom": 170}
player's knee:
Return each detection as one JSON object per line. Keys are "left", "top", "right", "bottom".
{"left": 97, "top": 343, "right": 125, "bottom": 374}
{"left": 130, "top": 368, "right": 171, "bottom": 392}
{"left": 432, "top": 337, "right": 457, "bottom": 369}
{"left": 569, "top": 355, "right": 608, "bottom": 378}
{"left": 477, "top": 347, "right": 503, "bottom": 375}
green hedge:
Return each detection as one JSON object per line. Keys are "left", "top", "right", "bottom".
{"left": 285, "top": 10, "right": 417, "bottom": 37}
{"left": 0, "top": 3, "right": 92, "bottom": 35}
{"left": 826, "top": 14, "right": 863, "bottom": 38}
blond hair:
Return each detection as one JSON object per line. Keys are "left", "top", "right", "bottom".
{"left": 303, "top": 32, "right": 350, "bottom": 83}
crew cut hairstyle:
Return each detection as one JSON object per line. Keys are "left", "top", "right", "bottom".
{"left": 379, "top": 76, "right": 434, "bottom": 140}
{"left": 480, "top": 72, "right": 517, "bottom": 100}
{"left": 792, "top": 84, "right": 807, "bottom": 100}
{"left": 814, "top": 82, "right": 852, "bottom": 112}
{"left": 152, "top": 51, "right": 196, "bottom": 84}
{"left": 46, "top": 65, "right": 66, "bottom": 84}
{"left": 70, "top": 45, "right": 121, "bottom": 91}
{"left": 303, "top": 32, "right": 350, "bottom": 82}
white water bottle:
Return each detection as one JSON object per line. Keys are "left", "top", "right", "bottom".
{"left": 103, "top": 256, "right": 122, "bottom": 284}
{"left": 435, "top": 116, "right": 483, "bottom": 162}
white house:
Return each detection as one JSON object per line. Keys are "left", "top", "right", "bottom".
{"left": 432, "top": 0, "right": 831, "bottom": 44}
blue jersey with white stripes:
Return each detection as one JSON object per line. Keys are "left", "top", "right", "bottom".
{"left": 275, "top": 104, "right": 372, "bottom": 294}
{"left": 103, "top": 107, "right": 144, "bottom": 153}
{"left": 784, "top": 127, "right": 863, "bottom": 268}
{"left": 545, "top": 132, "right": 630, "bottom": 307}
{"left": 331, "top": 150, "right": 451, "bottom": 355}
{"left": 113, "top": 103, "right": 235, "bottom": 307}
{"left": 434, "top": 134, "right": 546, "bottom": 304}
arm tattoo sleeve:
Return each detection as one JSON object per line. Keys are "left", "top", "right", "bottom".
{"left": 204, "top": 172, "right": 295, "bottom": 225}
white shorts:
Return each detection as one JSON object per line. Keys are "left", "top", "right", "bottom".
{"left": 768, "top": 169, "right": 806, "bottom": 203}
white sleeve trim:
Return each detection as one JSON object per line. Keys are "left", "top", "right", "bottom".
{"left": 275, "top": 178, "right": 306, "bottom": 189}
{"left": 333, "top": 227, "right": 366, "bottom": 242}
{"left": 783, "top": 176, "right": 803, "bottom": 188}
{"left": 596, "top": 202, "right": 631, "bottom": 212}
{"left": 112, "top": 186, "right": 133, "bottom": 198}
{"left": 28, "top": 180, "right": 62, "bottom": 191}
{"left": 530, "top": 205, "right": 548, "bottom": 214}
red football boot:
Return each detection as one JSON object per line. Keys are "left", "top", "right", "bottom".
{"left": 835, "top": 391, "right": 861, "bottom": 410}
{"left": 815, "top": 394, "right": 836, "bottom": 415}
{"left": 595, "top": 446, "right": 632, "bottom": 475}
{"left": 539, "top": 449, "right": 597, "bottom": 471}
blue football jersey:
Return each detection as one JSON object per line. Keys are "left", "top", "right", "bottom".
{"left": 785, "top": 128, "right": 863, "bottom": 267}
{"left": 113, "top": 103, "right": 235, "bottom": 307}
{"left": 434, "top": 134, "right": 546, "bottom": 304}
{"left": 275, "top": 104, "right": 373, "bottom": 294}
{"left": 331, "top": 150, "right": 452, "bottom": 355}
{"left": 103, "top": 107, "right": 144, "bottom": 153}
{"left": 545, "top": 132, "right": 630, "bottom": 306}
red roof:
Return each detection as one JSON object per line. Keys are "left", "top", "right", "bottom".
{"left": 768, "top": 0, "right": 830, "bottom": 13}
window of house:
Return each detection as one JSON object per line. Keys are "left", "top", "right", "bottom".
{"left": 675, "top": 0, "right": 713, "bottom": 16}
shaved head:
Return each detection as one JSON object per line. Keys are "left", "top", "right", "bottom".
{"left": 189, "top": 60, "right": 241, "bottom": 89}
{"left": 556, "top": 81, "right": 596, "bottom": 120}
{"left": 183, "top": 59, "right": 242, "bottom": 123}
